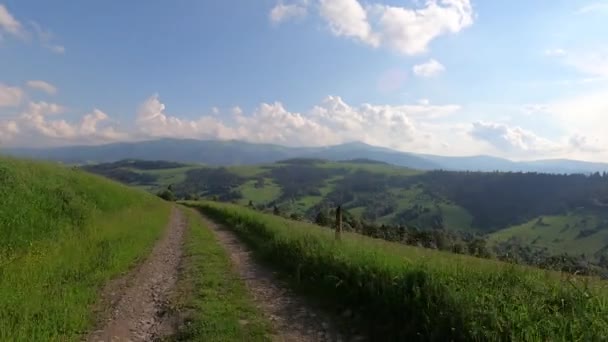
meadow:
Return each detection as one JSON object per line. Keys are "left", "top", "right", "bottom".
{"left": 0, "top": 157, "right": 171, "bottom": 341}
{"left": 188, "top": 201, "right": 608, "bottom": 340}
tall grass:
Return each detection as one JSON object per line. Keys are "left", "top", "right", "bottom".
{"left": 190, "top": 201, "right": 608, "bottom": 341}
{"left": 0, "top": 157, "right": 171, "bottom": 341}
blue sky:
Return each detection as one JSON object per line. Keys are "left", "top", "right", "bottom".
{"left": 0, "top": 0, "right": 607, "bottom": 161}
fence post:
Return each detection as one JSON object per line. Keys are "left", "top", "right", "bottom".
{"left": 335, "top": 205, "right": 342, "bottom": 241}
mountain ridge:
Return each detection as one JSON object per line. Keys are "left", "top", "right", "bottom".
{"left": 5, "top": 138, "right": 608, "bottom": 174}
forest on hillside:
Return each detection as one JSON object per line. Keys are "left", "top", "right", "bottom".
{"left": 83, "top": 159, "right": 608, "bottom": 273}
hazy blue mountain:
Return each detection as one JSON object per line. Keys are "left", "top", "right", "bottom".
{"left": 4, "top": 138, "right": 608, "bottom": 173}
{"left": 304, "top": 142, "right": 441, "bottom": 170}
{"left": 5, "top": 139, "right": 301, "bottom": 165}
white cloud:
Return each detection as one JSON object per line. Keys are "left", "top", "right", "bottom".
{"left": 370, "top": 0, "right": 474, "bottom": 55}
{"left": 469, "top": 120, "right": 606, "bottom": 157}
{"left": 545, "top": 48, "right": 566, "bottom": 57}
{"left": 470, "top": 121, "right": 561, "bottom": 154}
{"left": 318, "top": 0, "right": 379, "bottom": 46}
{"left": 26, "top": 80, "right": 57, "bottom": 95}
{"left": 577, "top": 2, "right": 608, "bottom": 14}
{"left": 135, "top": 94, "right": 461, "bottom": 151}
{"left": 413, "top": 59, "right": 445, "bottom": 77}
{"left": 547, "top": 88, "right": 608, "bottom": 139}
{"left": 569, "top": 133, "right": 604, "bottom": 153}
{"left": 30, "top": 21, "right": 65, "bottom": 54}
{"left": 0, "top": 120, "right": 19, "bottom": 142}
{"left": 0, "top": 6, "right": 64, "bottom": 52}
{"left": 566, "top": 51, "right": 608, "bottom": 78}
{"left": 315, "top": 0, "right": 473, "bottom": 55}
{"left": 521, "top": 104, "right": 551, "bottom": 114}
{"left": 0, "top": 101, "right": 125, "bottom": 145}
{"left": 0, "top": 4, "right": 24, "bottom": 38}
{"left": 0, "top": 83, "right": 23, "bottom": 107}
{"left": 270, "top": 1, "right": 308, "bottom": 24}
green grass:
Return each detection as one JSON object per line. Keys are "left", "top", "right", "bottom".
{"left": 188, "top": 201, "right": 608, "bottom": 341}
{"left": 171, "top": 208, "right": 272, "bottom": 341}
{"left": 490, "top": 211, "right": 608, "bottom": 255}
{"left": 142, "top": 166, "right": 201, "bottom": 187}
{"left": 438, "top": 203, "right": 475, "bottom": 232}
{"left": 0, "top": 156, "right": 171, "bottom": 341}
{"left": 237, "top": 179, "right": 281, "bottom": 205}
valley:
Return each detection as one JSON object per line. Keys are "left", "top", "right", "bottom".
{"left": 83, "top": 158, "right": 608, "bottom": 267}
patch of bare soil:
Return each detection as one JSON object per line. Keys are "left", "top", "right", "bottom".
{"left": 198, "top": 214, "right": 362, "bottom": 342}
{"left": 88, "top": 207, "right": 186, "bottom": 342}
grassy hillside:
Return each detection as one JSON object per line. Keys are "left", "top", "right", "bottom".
{"left": 0, "top": 157, "right": 171, "bottom": 341}
{"left": 186, "top": 201, "right": 608, "bottom": 340}
{"left": 490, "top": 209, "right": 608, "bottom": 256}
{"left": 84, "top": 158, "right": 608, "bottom": 262}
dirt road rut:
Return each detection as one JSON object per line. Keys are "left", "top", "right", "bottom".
{"left": 88, "top": 207, "right": 186, "bottom": 342}
{"left": 198, "top": 214, "right": 349, "bottom": 342}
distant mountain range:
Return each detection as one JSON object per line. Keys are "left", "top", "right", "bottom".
{"left": 4, "top": 138, "right": 608, "bottom": 174}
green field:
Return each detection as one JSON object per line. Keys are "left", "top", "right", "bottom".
{"left": 188, "top": 201, "right": 608, "bottom": 340}
{"left": 491, "top": 210, "right": 608, "bottom": 256}
{"left": 237, "top": 179, "right": 282, "bottom": 206}
{"left": 171, "top": 208, "right": 272, "bottom": 341}
{"left": 0, "top": 157, "right": 171, "bottom": 341}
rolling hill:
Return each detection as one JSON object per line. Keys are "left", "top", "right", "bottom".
{"left": 6, "top": 138, "right": 608, "bottom": 174}
{"left": 0, "top": 156, "right": 172, "bottom": 340}
{"left": 83, "top": 158, "right": 608, "bottom": 263}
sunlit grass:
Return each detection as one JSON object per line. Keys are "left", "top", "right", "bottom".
{"left": 0, "top": 156, "right": 171, "bottom": 341}
{"left": 187, "top": 201, "right": 608, "bottom": 340}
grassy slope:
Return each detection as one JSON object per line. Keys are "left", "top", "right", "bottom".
{"left": 236, "top": 179, "right": 282, "bottom": 206}
{"left": 171, "top": 208, "right": 272, "bottom": 341}
{"left": 0, "top": 157, "right": 171, "bottom": 341}
{"left": 189, "top": 201, "right": 608, "bottom": 340}
{"left": 490, "top": 210, "right": 608, "bottom": 255}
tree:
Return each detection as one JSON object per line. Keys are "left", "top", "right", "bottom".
{"left": 468, "top": 238, "right": 491, "bottom": 258}
{"left": 157, "top": 188, "right": 176, "bottom": 201}
{"left": 315, "top": 210, "right": 330, "bottom": 226}
{"left": 273, "top": 206, "right": 281, "bottom": 216}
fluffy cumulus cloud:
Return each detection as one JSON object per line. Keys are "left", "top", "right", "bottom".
{"left": 469, "top": 120, "right": 606, "bottom": 158}
{"left": 274, "top": 0, "right": 474, "bottom": 55}
{"left": 26, "top": 80, "right": 57, "bottom": 95}
{"left": 0, "top": 101, "right": 125, "bottom": 145}
{"left": 0, "top": 83, "right": 23, "bottom": 107}
{"left": 369, "top": 0, "right": 474, "bottom": 55}
{"left": 270, "top": 0, "right": 308, "bottom": 24}
{"left": 470, "top": 121, "right": 560, "bottom": 154}
{"left": 413, "top": 59, "right": 445, "bottom": 77}
{"left": 135, "top": 94, "right": 461, "bottom": 150}
{"left": 318, "top": 0, "right": 379, "bottom": 46}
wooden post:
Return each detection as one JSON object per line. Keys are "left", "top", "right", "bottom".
{"left": 335, "top": 205, "right": 342, "bottom": 241}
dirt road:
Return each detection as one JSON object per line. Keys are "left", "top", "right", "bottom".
{"left": 198, "top": 214, "right": 350, "bottom": 342}
{"left": 88, "top": 207, "right": 186, "bottom": 342}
